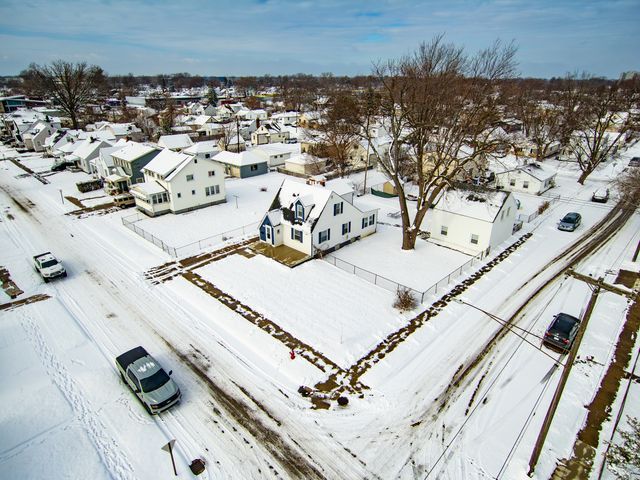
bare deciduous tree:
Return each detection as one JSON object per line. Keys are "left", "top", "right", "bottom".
{"left": 310, "top": 90, "right": 362, "bottom": 177}
{"left": 362, "top": 35, "right": 517, "bottom": 250}
{"left": 509, "top": 85, "right": 564, "bottom": 161}
{"left": 21, "top": 60, "right": 108, "bottom": 129}
{"left": 606, "top": 416, "right": 640, "bottom": 479}
{"left": 564, "top": 76, "right": 639, "bottom": 184}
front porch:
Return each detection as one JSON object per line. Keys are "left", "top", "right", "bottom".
{"left": 250, "top": 241, "right": 311, "bottom": 268}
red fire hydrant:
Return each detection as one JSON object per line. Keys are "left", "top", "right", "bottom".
{"left": 289, "top": 350, "right": 296, "bottom": 360}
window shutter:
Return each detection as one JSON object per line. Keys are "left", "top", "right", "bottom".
{"left": 327, "top": 229, "right": 330, "bottom": 241}
{"left": 291, "top": 228, "right": 294, "bottom": 240}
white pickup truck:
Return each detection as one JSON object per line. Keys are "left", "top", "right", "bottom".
{"left": 33, "top": 252, "right": 67, "bottom": 282}
{"left": 116, "top": 346, "right": 181, "bottom": 414}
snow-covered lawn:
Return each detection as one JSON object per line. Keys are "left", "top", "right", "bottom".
{"left": 127, "top": 172, "right": 298, "bottom": 247}
{"left": 196, "top": 254, "right": 410, "bottom": 368}
{"left": 329, "top": 224, "right": 472, "bottom": 292}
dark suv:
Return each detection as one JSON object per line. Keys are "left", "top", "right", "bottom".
{"left": 558, "top": 212, "right": 582, "bottom": 232}
{"left": 543, "top": 313, "right": 581, "bottom": 353}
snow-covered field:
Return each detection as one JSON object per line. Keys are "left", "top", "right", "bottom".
{"left": 1, "top": 142, "right": 639, "bottom": 480}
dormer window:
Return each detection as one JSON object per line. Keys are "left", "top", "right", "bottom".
{"left": 295, "top": 202, "right": 304, "bottom": 221}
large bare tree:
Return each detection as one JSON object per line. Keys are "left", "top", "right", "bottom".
{"left": 508, "top": 84, "right": 565, "bottom": 161}
{"left": 21, "top": 60, "right": 107, "bottom": 129}
{"left": 564, "top": 76, "right": 639, "bottom": 184}
{"left": 362, "top": 35, "right": 517, "bottom": 250}
{"left": 309, "top": 90, "right": 362, "bottom": 177}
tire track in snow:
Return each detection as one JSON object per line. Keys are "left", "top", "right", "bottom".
{"left": 19, "top": 310, "right": 136, "bottom": 480}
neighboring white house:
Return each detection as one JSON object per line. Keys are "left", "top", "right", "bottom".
{"left": 93, "top": 139, "right": 131, "bottom": 187}
{"left": 67, "top": 136, "right": 113, "bottom": 173}
{"left": 250, "top": 122, "right": 291, "bottom": 145}
{"left": 183, "top": 140, "right": 220, "bottom": 160}
{"left": 271, "top": 111, "right": 299, "bottom": 126}
{"left": 423, "top": 188, "right": 518, "bottom": 255}
{"left": 494, "top": 163, "right": 556, "bottom": 195}
{"left": 258, "top": 178, "right": 378, "bottom": 257}
{"left": 157, "top": 133, "right": 194, "bottom": 152}
{"left": 251, "top": 142, "right": 301, "bottom": 168}
{"left": 130, "top": 148, "right": 226, "bottom": 216}
{"left": 22, "top": 121, "right": 57, "bottom": 152}
{"left": 99, "top": 122, "right": 144, "bottom": 141}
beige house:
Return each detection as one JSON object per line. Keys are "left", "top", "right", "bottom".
{"left": 284, "top": 153, "right": 327, "bottom": 176}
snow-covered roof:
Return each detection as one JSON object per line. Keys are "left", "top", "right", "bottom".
{"left": 98, "top": 145, "right": 125, "bottom": 167}
{"left": 130, "top": 181, "right": 167, "bottom": 195}
{"left": 158, "top": 134, "right": 194, "bottom": 150}
{"left": 497, "top": 162, "right": 556, "bottom": 181}
{"left": 184, "top": 140, "right": 219, "bottom": 155}
{"left": 73, "top": 137, "right": 112, "bottom": 160}
{"left": 213, "top": 150, "right": 266, "bottom": 167}
{"left": 144, "top": 149, "right": 191, "bottom": 178}
{"left": 25, "top": 121, "right": 52, "bottom": 136}
{"left": 101, "top": 122, "right": 141, "bottom": 136}
{"left": 325, "top": 178, "right": 355, "bottom": 197}
{"left": 286, "top": 153, "right": 324, "bottom": 166}
{"left": 271, "top": 178, "right": 334, "bottom": 224}
{"left": 191, "top": 115, "right": 211, "bottom": 126}
{"left": 111, "top": 142, "right": 158, "bottom": 162}
{"left": 58, "top": 141, "right": 79, "bottom": 154}
{"left": 434, "top": 189, "right": 511, "bottom": 222}
{"left": 251, "top": 142, "right": 300, "bottom": 157}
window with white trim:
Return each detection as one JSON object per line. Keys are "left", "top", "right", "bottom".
{"left": 318, "top": 229, "right": 330, "bottom": 243}
{"left": 208, "top": 170, "right": 216, "bottom": 177}
{"left": 523, "top": 180, "right": 529, "bottom": 189}
{"left": 441, "top": 225, "right": 448, "bottom": 236}
{"left": 342, "top": 222, "right": 351, "bottom": 235}
{"left": 470, "top": 234, "right": 479, "bottom": 245}
{"left": 334, "top": 202, "right": 343, "bottom": 215}
{"left": 292, "top": 229, "right": 303, "bottom": 242}
{"left": 186, "top": 174, "right": 194, "bottom": 181}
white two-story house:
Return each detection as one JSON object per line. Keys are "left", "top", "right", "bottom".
{"left": 130, "top": 148, "right": 226, "bottom": 216}
{"left": 259, "top": 179, "right": 378, "bottom": 257}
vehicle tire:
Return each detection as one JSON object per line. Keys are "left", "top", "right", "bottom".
{"left": 62, "top": 272, "right": 68, "bottom": 278}
{"left": 44, "top": 277, "right": 49, "bottom": 283}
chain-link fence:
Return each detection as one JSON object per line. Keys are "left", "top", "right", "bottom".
{"left": 122, "top": 212, "right": 258, "bottom": 258}
{"left": 324, "top": 246, "right": 490, "bottom": 304}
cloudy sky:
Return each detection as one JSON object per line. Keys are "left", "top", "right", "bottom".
{"left": 0, "top": 0, "right": 637, "bottom": 78}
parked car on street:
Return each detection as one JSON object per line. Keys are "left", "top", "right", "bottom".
{"left": 591, "top": 188, "right": 610, "bottom": 203}
{"left": 113, "top": 193, "right": 135, "bottom": 208}
{"left": 543, "top": 313, "right": 581, "bottom": 353}
{"left": 558, "top": 212, "right": 582, "bottom": 231}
